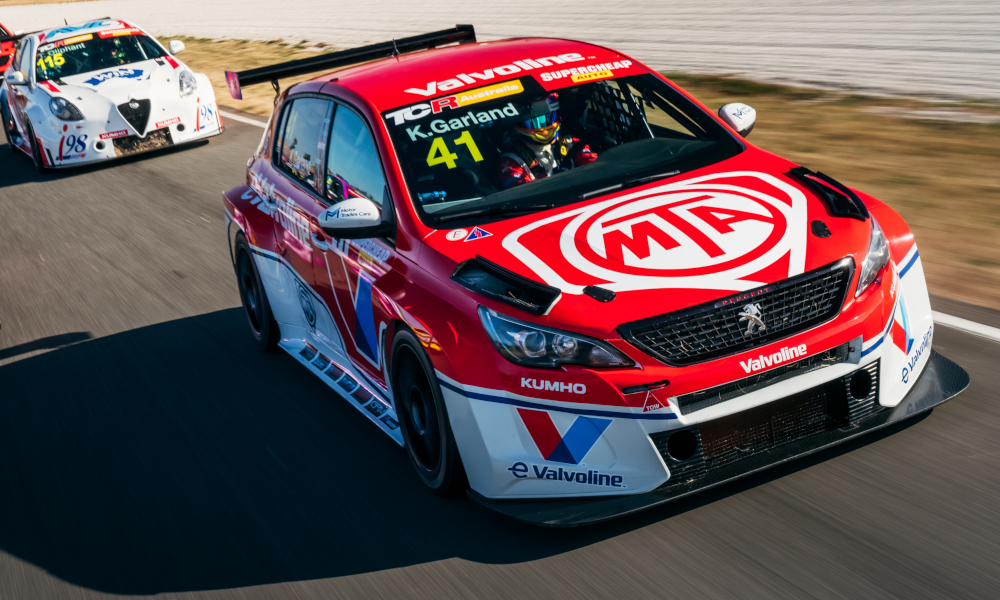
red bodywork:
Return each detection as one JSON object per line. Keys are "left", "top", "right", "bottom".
{"left": 224, "top": 37, "right": 910, "bottom": 412}
{"left": 0, "top": 23, "right": 14, "bottom": 72}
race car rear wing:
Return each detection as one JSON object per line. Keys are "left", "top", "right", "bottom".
{"left": 224, "top": 24, "right": 477, "bottom": 101}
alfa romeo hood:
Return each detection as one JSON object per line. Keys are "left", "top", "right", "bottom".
{"left": 424, "top": 148, "right": 874, "bottom": 338}
{"left": 58, "top": 58, "right": 174, "bottom": 105}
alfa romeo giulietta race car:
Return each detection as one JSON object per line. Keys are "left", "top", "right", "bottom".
{"left": 1, "top": 18, "right": 222, "bottom": 171}
{"left": 221, "top": 26, "right": 969, "bottom": 526}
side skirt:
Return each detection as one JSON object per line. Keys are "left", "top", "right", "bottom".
{"left": 279, "top": 338, "right": 404, "bottom": 446}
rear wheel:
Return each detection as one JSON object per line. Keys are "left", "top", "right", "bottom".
{"left": 234, "top": 233, "right": 279, "bottom": 351}
{"left": 392, "top": 328, "right": 466, "bottom": 495}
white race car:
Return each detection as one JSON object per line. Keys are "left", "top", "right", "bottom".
{"left": 1, "top": 18, "right": 223, "bottom": 171}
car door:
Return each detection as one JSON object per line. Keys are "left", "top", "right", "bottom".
{"left": 251, "top": 95, "right": 347, "bottom": 355}
{"left": 312, "top": 101, "right": 398, "bottom": 391}
{"left": 6, "top": 37, "right": 33, "bottom": 140}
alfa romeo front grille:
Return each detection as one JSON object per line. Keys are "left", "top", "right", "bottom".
{"left": 117, "top": 99, "right": 151, "bottom": 135}
{"left": 619, "top": 258, "right": 853, "bottom": 366}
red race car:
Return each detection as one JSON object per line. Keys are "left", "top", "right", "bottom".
{"left": 221, "top": 26, "right": 969, "bottom": 526}
{"left": 0, "top": 23, "right": 16, "bottom": 72}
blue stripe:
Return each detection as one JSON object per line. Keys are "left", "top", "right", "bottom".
{"left": 438, "top": 379, "right": 678, "bottom": 420}
{"left": 898, "top": 250, "right": 920, "bottom": 278}
{"left": 861, "top": 336, "right": 883, "bottom": 357}
{"left": 862, "top": 301, "right": 897, "bottom": 357}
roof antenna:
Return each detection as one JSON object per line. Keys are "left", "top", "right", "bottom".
{"left": 64, "top": 18, "right": 68, "bottom": 25}
{"left": 270, "top": 79, "right": 280, "bottom": 104}
{"left": 389, "top": 38, "right": 400, "bottom": 57}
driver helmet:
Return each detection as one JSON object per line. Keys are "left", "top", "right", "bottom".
{"left": 512, "top": 93, "right": 560, "bottom": 146}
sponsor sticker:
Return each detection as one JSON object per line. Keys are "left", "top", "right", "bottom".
{"left": 740, "top": 344, "right": 807, "bottom": 374}
{"left": 83, "top": 67, "right": 145, "bottom": 86}
{"left": 518, "top": 408, "right": 608, "bottom": 464}
{"left": 446, "top": 228, "right": 468, "bottom": 241}
{"left": 464, "top": 227, "right": 492, "bottom": 242}
{"left": 503, "top": 171, "right": 808, "bottom": 294}
{"left": 98, "top": 27, "right": 142, "bottom": 39}
{"left": 429, "top": 80, "right": 524, "bottom": 114}
{"left": 520, "top": 378, "right": 586, "bottom": 394}
{"left": 508, "top": 462, "right": 625, "bottom": 488}
{"left": 100, "top": 130, "right": 129, "bottom": 140}
{"left": 155, "top": 117, "right": 182, "bottom": 129}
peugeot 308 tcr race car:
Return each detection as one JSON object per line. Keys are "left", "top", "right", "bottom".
{"left": 221, "top": 26, "right": 969, "bottom": 526}
{"left": 1, "top": 18, "right": 222, "bottom": 171}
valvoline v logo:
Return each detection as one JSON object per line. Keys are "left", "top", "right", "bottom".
{"left": 517, "top": 408, "right": 610, "bottom": 465}
{"left": 891, "top": 292, "right": 914, "bottom": 355}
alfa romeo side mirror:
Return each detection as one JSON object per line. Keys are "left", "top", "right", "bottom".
{"left": 719, "top": 103, "right": 756, "bottom": 137}
{"left": 319, "top": 197, "right": 389, "bottom": 239}
{"left": 4, "top": 71, "right": 26, "bottom": 86}
{"left": 168, "top": 40, "right": 186, "bottom": 54}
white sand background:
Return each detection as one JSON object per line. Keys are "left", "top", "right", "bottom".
{"left": 1, "top": 0, "right": 997, "bottom": 99}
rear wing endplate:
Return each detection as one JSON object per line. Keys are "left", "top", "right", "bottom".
{"left": 223, "top": 24, "right": 476, "bottom": 100}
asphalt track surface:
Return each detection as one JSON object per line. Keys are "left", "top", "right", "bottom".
{"left": 1, "top": 117, "right": 999, "bottom": 599}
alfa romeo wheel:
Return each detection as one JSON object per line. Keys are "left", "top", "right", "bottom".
{"left": 234, "top": 233, "right": 279, "bottom": 351}
{"left": 392, "top": 328, "right": 466, "bottom": 495}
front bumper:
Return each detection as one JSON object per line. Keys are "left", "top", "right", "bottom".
{"left": 469, "top": 349, "right": 969, "bottom": 526}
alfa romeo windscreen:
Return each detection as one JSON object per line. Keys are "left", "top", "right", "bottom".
{"left": 35, "top": 29, "right": 166, "bottom": 82}
{"left": 382, "top": 69, "right": 743, "bottom": 227}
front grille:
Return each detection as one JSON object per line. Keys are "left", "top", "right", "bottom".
{"left": 619, "top": 258, "right": 853, "bottom": 366}
{"left": 650, "top": 360, "right": 881, "bottom": 481}
{"left": 112, "top": 128, "right": 172, "bottom": 157}
{"left": 675, "top": 342, "right": 850, "bottom": 415}
{"left": 117, "top": 99, "right": 151, "bottom": 135}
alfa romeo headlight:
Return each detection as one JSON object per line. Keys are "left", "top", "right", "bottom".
{"left": 179, "top": 70, "right": 197, "bottom": 97}
{"left": 856, "top": 217, "right": 890, "bottom": 297}
{"left": 49, "top": 97, "right": 84, "bottom": 121}
{"left": 479, "top": 306, "right": 634, "bottom": 368}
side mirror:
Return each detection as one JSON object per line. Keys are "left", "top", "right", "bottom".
{"left": 168, "top": 40, "right": 186, "bottom": 54}
{"left": 318, "top": 197, "right": 390, "bottom": 239}
{"left": 4, "top": 71, "right": 26, "bottom": 86}
{"left": 718, "top": 103, "right": 756, "bottom": 137}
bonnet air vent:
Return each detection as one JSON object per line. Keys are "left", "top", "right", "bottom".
{"left": 117, "top": 99, "right": 151, "bottom": 135}
{"left": 452, "top": 256, "right": 560, "bottom": 316}
{"left": 789, "top": 166, "right": 869, "bottom": 221}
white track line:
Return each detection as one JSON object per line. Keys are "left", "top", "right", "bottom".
{"left": 216, "top": 107, "right": 1000, "bottom": 345}
{"left": 933, "top": 312, "right": 1000, "bottom": 343}
{"left": 219, "top": 110, "right": 266, "bottom": 128}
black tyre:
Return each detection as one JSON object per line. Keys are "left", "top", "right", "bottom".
{"left": 26, "top": 124, "right": 45, "bottom": 173}
{"left": 234, "top": 233, "right": 279, "bottom": 351}
{"left": 392, "top": 328, "right": 466, "bottom": 495}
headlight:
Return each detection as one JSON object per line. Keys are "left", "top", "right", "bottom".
{"left": 856, "top": 217, "right": 890, "bottom": 297}
{"left": 479, "top": 306, "right": 634, "bottom": 368}
{"left": 48, "top": 97, "right": 84, "bottom": 121}
{"left": 179, "top": 70, "right": 197, "bottom": 97}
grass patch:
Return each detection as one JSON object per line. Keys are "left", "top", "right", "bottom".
{"left": 172, "top": 39, "right": 1000, "bottom": 310}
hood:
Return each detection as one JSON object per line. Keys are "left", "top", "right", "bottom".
{"left": 59, "top": 58, "right": 171, "bottom": 104}
{"left": 424, "top": 148, "right": 873, "bottom": 338}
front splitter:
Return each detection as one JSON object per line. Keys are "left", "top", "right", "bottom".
{"left": 469, "top": 350, "right": 970, "bottom": 527}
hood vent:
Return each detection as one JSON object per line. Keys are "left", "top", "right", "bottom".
{"left": 117, "top": 99, "right": 151, "bottom": 135}
{"left": 452, "top": 256, "right": 560, "bottom": 315}
{"left": 790, "top": 166, "right": 869, "bottom": 221}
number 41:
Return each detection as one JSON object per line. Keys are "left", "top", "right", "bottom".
{"left": 426, "top": 131, "right": 483, "bottom": 169}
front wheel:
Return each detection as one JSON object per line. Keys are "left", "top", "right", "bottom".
{"left": 392, "top": 328, "right": 466, "bottom": 495}
{"left": 234, "top": 233, "right": 279, "bottom": 351}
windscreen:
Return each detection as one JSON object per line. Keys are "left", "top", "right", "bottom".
{"left": 35, "top": 31, "right": 166, "bottom": 81}
{"left": 382, "top": 73, "right": 743, "bottom": 226}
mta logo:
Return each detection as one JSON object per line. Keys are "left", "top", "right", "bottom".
{"left": 517, "top": 408, "right": 610, "bottom": 465}
{"left": 891, "top": 292, "right": 915, "bottom": 355}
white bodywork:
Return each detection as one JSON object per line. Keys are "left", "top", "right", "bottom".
{"left": 1, "top": 19, "right": 221, "bottom": 168}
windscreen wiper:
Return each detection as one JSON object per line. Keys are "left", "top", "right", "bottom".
{"left": 577, "top": 170, "right": 680, "bottom": 200}
{"left": 432, "top": 202, "right": 558, "bottom": 223}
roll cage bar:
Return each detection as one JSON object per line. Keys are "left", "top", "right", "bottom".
{"left": 224, "top": 24, "right": 477, "bottom": 101}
